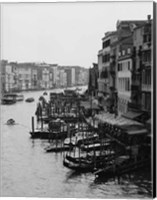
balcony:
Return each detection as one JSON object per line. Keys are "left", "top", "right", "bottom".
{"left": 142, "top": 61, "right": 151, "bottom": 68}
{"left": 142, "top": 42, "right": 151, "bottom": 51}
{"left": 98, "top": 49, "right": 103, "bottom": 56}
{"left": 98, "top": 78, "right": 109, "bottom": 84}
{"left": 142, "top": 84, "right": 151, "bottom": 92}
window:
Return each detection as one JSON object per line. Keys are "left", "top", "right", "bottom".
{"left": 128, "top": 79, "right": 130, "bottom": 91}
{"left": 102, "top": 39, "right": 110, "bottom": 48}
{"left": 125, "top": 78, "right": 127, "bottom": 91}
{"left": 134, "top": 32, "right": 136, "bottom": 41}
{"left": 128, "top": 61, "right": 130, "bottom": 70}
{"left": 142, "top": 93, "right": 145, "bottom": 108}
{"left": 143, "top": 35, "right": 147, "bottom": 43}
{"left": 148, "top": 34, "right": 151, "bottom": 42}
{"left": 127, "top": 48, "right": 131, "bottom": 54}
{"left": 122, "top": 50, "right": 125, "bottom": 56}
{"left": 25, "top": 74, "right": 29, "bottom": 79}
{"left": 102, "top": 54, "right": 110, "bottom": 63}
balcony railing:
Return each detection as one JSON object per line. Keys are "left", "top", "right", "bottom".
{"left": 142, "top": 43, "right": 151, "bottom": 51}
{"left": 142, "top": 61, "right": 151, "bottom": 68}
{"left": 142, "top": 84, "right": 151, "bottom": 92}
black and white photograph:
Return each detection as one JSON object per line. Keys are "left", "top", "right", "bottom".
{"left": 0, "top": 1, "right": 155, "bottom": 198}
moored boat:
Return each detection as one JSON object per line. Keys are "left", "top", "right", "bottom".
{"left": 63, "top": 156, "right": 94, "bottom": 172}
{"left": 29, "top": 128, "right": 68, "bottom": 139}
{"left": 1, "top": 93, "right": 24, "bottom": 104}
{"left": 15, "top": 94, "right": 24, "bottom": 101}
{"left": 94, "top": 155, "right": 150, "bottom": 179}
{"left": 63, "top": 150, "right": 116, "bottom": 172}
{"left": 45, "top": 145, "right": 73, "bottom": 152}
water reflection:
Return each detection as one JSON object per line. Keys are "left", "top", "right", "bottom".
{"left": 65, "top": 170, "right": 86, "bottom": 181}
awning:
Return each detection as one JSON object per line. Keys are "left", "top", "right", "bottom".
{"left": 81, "top": 101, "right": 100, "bottom": 110}
{"left": 127, "top": 129, "right": 148, "bottom": 135}
{"left": 122, "top": 111, "right": 143, "bottom": 120}
{"left": 94, "top": 113, "right": 143, "bottom": 126}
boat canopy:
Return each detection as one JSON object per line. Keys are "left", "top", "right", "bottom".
{"left": 126, "top": 129, "right": 148, "bottom": 135}
{"left": 81, "top": 101, "right": 100, "bottom": 110}
{"left": 94, "top": 113, "right": 143, "bottom": 127}
{"left": 122, "top": 111, "right": 143, "bottom": 120}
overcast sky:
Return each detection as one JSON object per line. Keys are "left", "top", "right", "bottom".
{"left": 1, "top": 2, "right": 153, "bottom": 68}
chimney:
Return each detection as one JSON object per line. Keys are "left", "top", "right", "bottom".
{"left": 147, "top": 15, "right": 151, "bottom": 21}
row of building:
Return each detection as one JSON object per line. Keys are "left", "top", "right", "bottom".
{"left": 89, "top": 15, "right": 152, "bottom": 121}
{"left": 0, "top": 61, "right": 89, "bottom": 93}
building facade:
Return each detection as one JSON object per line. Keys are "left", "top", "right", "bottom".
{"left": 1, "top": 61, "right": 88, "bottom": 93}
{"left": 88, "top": 63, "right": 98, "bottom": 96}
{"left": 117, "top": 37, "right": 133, "bottom": 115}
{"left": 96, "top": 18, "right": 150, "bottom": 116}
{"left": 141, "top": 16, "right": 152, "bottom": 115}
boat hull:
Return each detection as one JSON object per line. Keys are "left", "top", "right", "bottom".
{"left": 30, "top": 130, "right": 68, "bottom": 139}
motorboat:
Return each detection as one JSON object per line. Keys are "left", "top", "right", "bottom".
{"left": 6, "top": 118, "right": 16, "bottom": 125}
{"left": 25, "top": 97, "right": 35, "bottom": 102}
{"left": 2, "top": 93, "right": 24, "bottom": 104}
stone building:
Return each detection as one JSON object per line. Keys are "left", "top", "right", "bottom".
{"left": 141, "top": 17, "right": 152, "bottom": 116}
{"left": 97, "top": 31, "right": 118, "bottom": 111}
{"left": 1, "top": 61, "right": 15, "bottom": 92}
{"left": 117, "top": 36, "right": 133, "bottom": 115}
{"left": 116, "top": 20, "right": 147, "bottom": 116}
{"left": 88, "top": 63, "right": 98, "bottom": 97}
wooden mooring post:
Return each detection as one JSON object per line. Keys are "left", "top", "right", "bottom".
{"left": 32, "top": 116, "right": 34, "bottom": 133}
{"left": 79, "top": 146, "right": 81, "bottom": 167}
{"left": 41, "top": 117, "right": 43, "bottom": 131}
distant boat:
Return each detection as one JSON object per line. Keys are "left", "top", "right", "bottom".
{"left": 75, "top": 87, "right": 82, "bottom": 91}
{"left": 15, "top": 94, "right": 24, "bottom": 101}
{"left": 6, "top": 118, "right": 16, "bottom": 125}
{"left": 25, "top": 97, "right": 35, "bottom": 103}
{"left": 1, "top": 93, "right": 24, "bottom": 105}
{"left": 64, "top": 89, "right": 77, "bottom": 97}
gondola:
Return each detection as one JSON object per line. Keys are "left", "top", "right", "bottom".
{"left": 63, "top": 151, "right": 116, "bottom": 173}
{"left": 45, "top": 145, "right": 73, "bottom": 152}
{"left": 1, "top": 93, "right": 24, "bottom": 105}
{"left": 29, "top": 128, "right": 68, "bottom": 139}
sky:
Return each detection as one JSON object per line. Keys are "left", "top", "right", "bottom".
{"left": 1, "top": 2, "right": 153, "bottom": 68}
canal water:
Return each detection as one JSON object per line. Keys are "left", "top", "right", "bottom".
{"left": 0, "top": 88, "right": 152, "bottom": 198}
